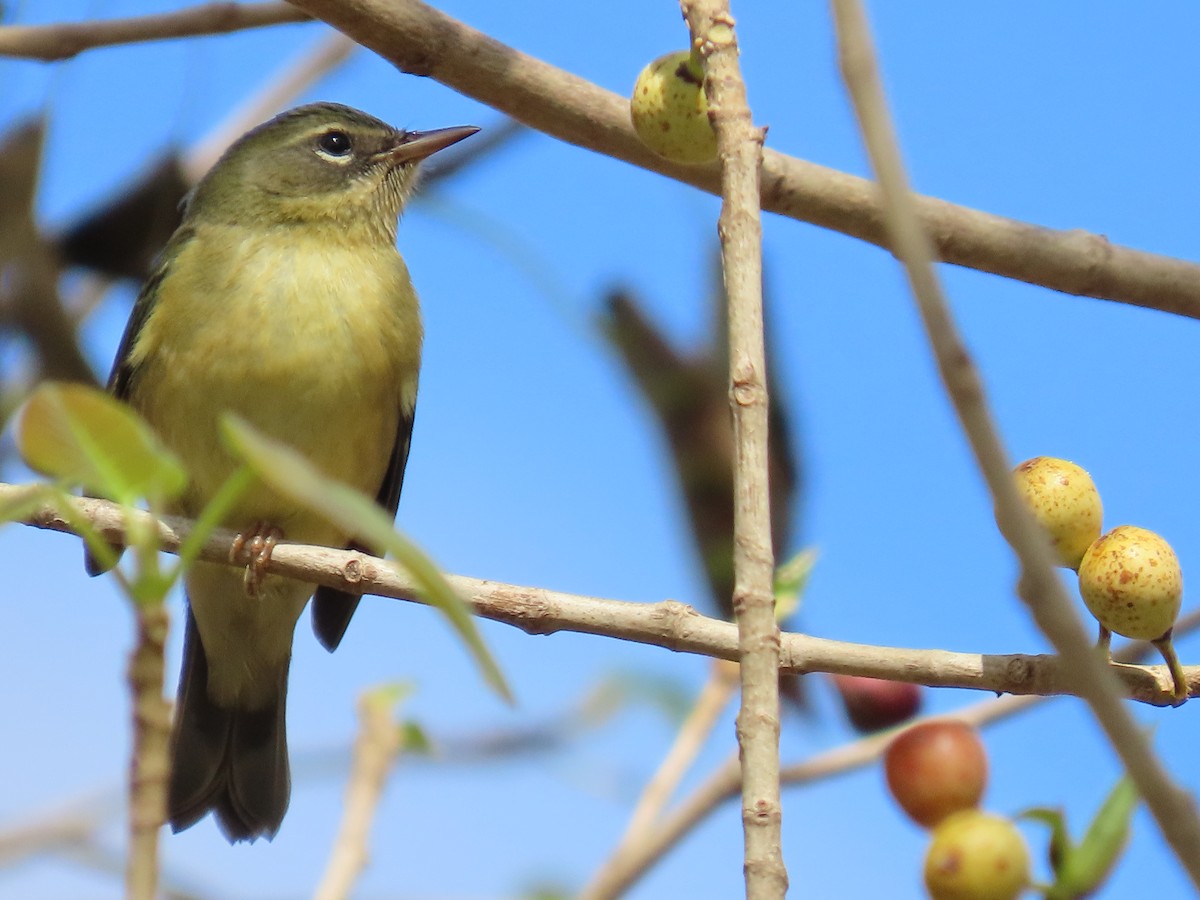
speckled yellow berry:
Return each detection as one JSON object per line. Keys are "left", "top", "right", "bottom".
{"left": 1012, "top": 456, "right": 1103, "bottom": 569}
{"left": 924, "top": 810, "right": 1031, "bottom": 900}
{"left": 630, "top": 50, "right": 717, "bottom": 165}
{"left": 1078, "top": 525, "right": 1181, "bottom": 642}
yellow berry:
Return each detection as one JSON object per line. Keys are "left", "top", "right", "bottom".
{"left": 924, "top": 810, "right": 1031, "bottom": 900}
{"left": 1078, "top": 525, "right": 1181, "bottom": 642}
{"left": 630, "top": 50, "right": 717, "bottom": 165}
{"left": 1011, "top": 456, "right": 1103, "bottom": 569}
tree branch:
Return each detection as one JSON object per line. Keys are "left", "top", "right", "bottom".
{"left": 831, "top": 0, "right": 1200, "bottom": 889}
{"left": 314, "top": 690, "right": 402, "bottom": 900}
{"left": 272, "top": 0, "right": 1200, "bottom": 319}
{"left": 9, "top": 0, "right": 1200, "bottom": 315}
{"left": 677, "top": 2, "right": 785, "bottom": 897}
{"left": 124, "top": 605, "right": 170, "bottom": 900}
{"left": 0, "top": 2, "right": 308, "bottom": 61}
{"left": 582, "top": 660, "right": 740, "bottom": 900}
{"left": 579, "top": 604, "right": 1200, "bottom": 897}
{"left": 8, "top": 484, "right": 1196, "bottom": 706}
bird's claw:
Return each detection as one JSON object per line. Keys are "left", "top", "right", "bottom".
{"left": 230, "top": 522, "right": 284, "bottom": 598}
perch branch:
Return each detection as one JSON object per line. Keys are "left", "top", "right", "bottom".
{"left": 8, "top": 485, "right": 1198, "bottom": 706}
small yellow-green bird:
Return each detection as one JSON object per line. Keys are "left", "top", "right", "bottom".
{"left": 94, "top": 103, "right": 476, "bottom": 842}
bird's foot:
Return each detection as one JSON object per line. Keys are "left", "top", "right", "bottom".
{"left": 230, "top": 522, "right": 284, "bottom": 598}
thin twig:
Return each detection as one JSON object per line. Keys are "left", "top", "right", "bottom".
{"left": 582, "top": 660, "right": 739, "bottom": 900}
{"left": 124, "top": 604, "right": 170, "bottom": 900}
{"left": 9, "top": 484, "right": 1200, "bottom": 705}
{"left": 627, "top": 660, "right": 740, "bottom": 845}
{"left": 6, "top": 0, "right": 1200, "bottom": 316}
{"left": 677, "top": 3, "right": 785, "bottom": 897}
{"left": 831, "top": 0, "right": 1200, "bottom": 889}
{"left": 314, "top": 690, "right": 403, "bottom": 900}
{"left": 614, "top": 695, "right": 1042, "bottom": 896}
{"left": 276, "top": 0, "right": 1200, "bottom": 319}
{"left": 588, "top": 608, "right": 1200, "bottom": 897}
{"left": 0, "top": 2, "right": 308, "bottom": 60}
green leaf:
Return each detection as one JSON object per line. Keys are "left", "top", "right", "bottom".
{"left": 519, "top": 883, "right": 573, "bottom": 900}
{"left": 220, "top": 414, "right": 512, "bottom": 704}
{"left": 1051, "top": 776, "right": 1138, "bottom": 899}
{"left": 363, "top": 680, "right": 415, "bottom": 711}
{"left": 1018, "top": 806, "right": 1071, "bottom": 877}
{"left": 774, "top": 546, "right": 818, "bottom": 621}
{"left": 171, "top": 466, "right": 256, "bottom": 578}
{"left": 14, "top": 382, "right": 185, "bottom": 504}
{"left": 398, "top": 720, "right": 432, "bottom": 755}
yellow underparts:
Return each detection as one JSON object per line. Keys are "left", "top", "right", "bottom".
{"left": 127, "top": 222, "right": 421, "bottom": 707}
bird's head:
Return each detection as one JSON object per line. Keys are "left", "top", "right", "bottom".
{"left": 186, "top": 102, "right": 477, "bottom": 242}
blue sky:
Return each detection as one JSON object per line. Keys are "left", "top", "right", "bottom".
{"left": 4, "top": 2, "right": 1200, "bottom": 897}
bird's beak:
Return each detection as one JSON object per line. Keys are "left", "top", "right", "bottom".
{"left": 382, "top": 125, "right": 480, "bottom": 164}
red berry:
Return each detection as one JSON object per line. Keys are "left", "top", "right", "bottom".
{"left": 885, "top": 720, "right": 988, "bottom": 828}
{"left": 831, "top": 674, "right": 922, "bottom": 733}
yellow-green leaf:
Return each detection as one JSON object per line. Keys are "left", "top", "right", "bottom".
{"left": 15, "top": 382, "right": 185, "bottom": 504}
{"left": 774, "top": 546, "right": 818, "bottom": 622}
{"left": 398, "top": 720, "right": 432, "bottom": 755}
{"left": 363, "top": 680, "right": 414, "bottom": 712}
{"left": 1050, "top": 776, "right": 1138, "bottom": 899}
{"left": 220, "top": 414, "right": 512, "bottom": 704}
{"left": 1019, "top": 806, "right": 1071, "bottom": 876}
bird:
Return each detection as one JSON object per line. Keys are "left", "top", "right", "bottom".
{"left": 92, "top": 102, "right": 477, "bottom": 842}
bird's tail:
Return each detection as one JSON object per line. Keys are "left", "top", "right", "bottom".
{"left": 167, "top": 609, "right": 291, "bottom": 842}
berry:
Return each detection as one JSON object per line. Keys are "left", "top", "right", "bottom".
{"left": 1011, "top": 456, "right": 1102, "bottom": 569}
{"left": 1078, "top": 525, "right": 1181, "bottom": 643}
{"left": 1078, "top": 525, "right": 1187, "bottom": 701}
{"left": 885, "top": 720, "right": 987, "bottom": 829}
{"left": 924, "top": 810, "right": 1031, "bottom": 900}
{"left": 630, "top": 50, "right": 718, "bottom": 165}
{"left": 832, "top": 674, "right": 922, "bottom": 733}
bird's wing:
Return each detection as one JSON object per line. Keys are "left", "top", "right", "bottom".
{"left": 107, "top": 225, "right": 193, "bottom": 400}
{"left": 310, "top": 404, "right": 415, "bottom": 651}
{"left": 84, "top": 227, "right": 192, "bottom": 577}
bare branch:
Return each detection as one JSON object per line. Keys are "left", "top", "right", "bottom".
{"left": 677, "top": 2, "right": 785, "bottom": 896}
{"left": 9, "top": 484, "right": 1197, "bottom": 705}
{"left": 9, "top": 0, "right": 1200, "bottom": 315}
{"left": 0, "top": 2, "right": 308, "bottom": 61}
{"left": 582, "top": 660, "right": 740, "bottom": 900}
{"left": 586, "top": 606, "right": 1200, "bottom": 897}
{"left": 124, "top": 605, "right": 170, "bottom": 900}
{"left": 831, "top": 0, "right": 1200, "bottom": 888}
{"left": 315, "top": 690, "right": 403, "bottom": 900}
{"left": 280, "top": 0, "right": 1200, "bottom": 319}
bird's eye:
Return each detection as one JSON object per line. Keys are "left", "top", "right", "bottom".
{"left": 316, "top": 130, "right": 353, "bottom": 157}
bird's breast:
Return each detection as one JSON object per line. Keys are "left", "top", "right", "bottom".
{"left": 129, "top": 226, "right": 422, "bottom": 541}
